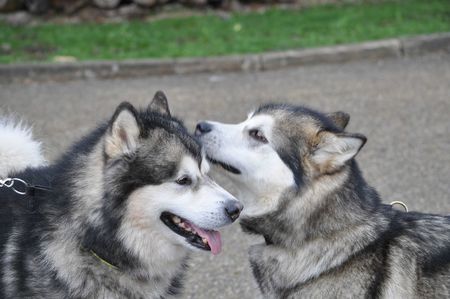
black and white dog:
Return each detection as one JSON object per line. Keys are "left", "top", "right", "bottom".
{"left": 0, "top": 92, "right": 242, "bottom": 298}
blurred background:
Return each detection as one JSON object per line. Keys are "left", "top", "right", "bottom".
{"left": 0, "top": 0, "right": 449, "bottom": 63}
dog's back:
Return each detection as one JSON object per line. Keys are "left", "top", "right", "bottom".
{"left": 280, "top": 210, "right": 450, "bottom": 298}
{"left": 390, "top": 212, "right": 450, "bottom": 298}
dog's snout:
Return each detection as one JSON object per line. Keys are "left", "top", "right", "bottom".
{"left": 225, "top": 200, "right": 243, "bottom": 222}
{"left": 195, "top": 121, "right": 212, "bottom": 136}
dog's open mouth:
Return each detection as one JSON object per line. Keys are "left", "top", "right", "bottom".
{"left": 160, "top": 212, "right": 222, "bottom": 255}
{"left": 207, "top": 157, "right": 241, "bottom": 175}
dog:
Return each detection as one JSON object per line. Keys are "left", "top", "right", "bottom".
{"left": 196, "top": 103, "right": 450, "bottom": 298}
{"left": 0, "top": 91, "right": 242, "bottom": 298}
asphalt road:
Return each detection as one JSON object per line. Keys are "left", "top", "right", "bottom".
{"left": 1, "top": 53, "right": 449, "bottom": 299}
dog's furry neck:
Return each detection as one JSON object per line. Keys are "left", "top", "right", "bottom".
{"left": 240, "top": 161, "right": 390, "bottom": 249}
{"left": 240, "top": 161, "right": 395, "bottom": 293}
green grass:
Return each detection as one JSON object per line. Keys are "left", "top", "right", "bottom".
{"left": 1, "top": 0, "right": 449, "bottom": 63}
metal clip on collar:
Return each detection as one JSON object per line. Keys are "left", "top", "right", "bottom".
{"left": 0, "top": 178, "right": 29, "bottom": 195}
{"left": 390, "top": 201, "right": 409, "bottom": 213}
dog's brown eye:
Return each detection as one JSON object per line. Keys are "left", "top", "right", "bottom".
{"left": 176, "top": 176, "right": 192, "bottom": 186}
{"left": 249, "top": 129, "right": 268, "bottom": 143}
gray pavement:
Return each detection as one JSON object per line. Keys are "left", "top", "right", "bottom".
{"left": 1, "top": 53, "right": 450, "bottom": 298}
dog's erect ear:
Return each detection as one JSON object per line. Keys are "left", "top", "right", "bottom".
{"left": 327, "top": 111, "right": 350, "bottom": 130}
{"left": 312, "top": 132, "right": 366, "bottom": 173}
{"left": 105, "top": 102, "right": 141, "bottom": 159}
{"left": 148, "top": 91, "right": 171, "bottom": 117}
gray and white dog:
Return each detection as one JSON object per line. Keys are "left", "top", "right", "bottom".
{"left": 196, "top": 103, "right": 450, "bottom": 298}
{"left": 0, "top": 92, "right": 242, "bottom": 298}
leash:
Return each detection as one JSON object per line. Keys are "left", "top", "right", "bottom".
{"left": 0, "top": 177, "right": 52, "bottom": 196}
{"left": 390, "top": 201, "right": 408, "bottom": 213}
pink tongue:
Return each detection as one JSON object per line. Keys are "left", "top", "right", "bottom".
{"left": 188, "top": 223, "right": 222, "bottom": 255}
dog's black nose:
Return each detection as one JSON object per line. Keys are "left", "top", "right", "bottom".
{"left": 195, "top": 121, "right": 212, "bottom": 136}
{"left": 225, "top": 200, "right": 244, "bottom": 222}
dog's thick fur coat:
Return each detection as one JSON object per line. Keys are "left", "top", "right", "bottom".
{"left": 197, "top": 104, "right": 450, "bottom": 298}
{"left": 0, "top": 94, "right": 240, "bottom": 298}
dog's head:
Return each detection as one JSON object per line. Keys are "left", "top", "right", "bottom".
{"left": 195, "top": 104, "right": 365, "bottom": 217}
{"left": 99, "top": 92, "right": 242, "bottom": 257}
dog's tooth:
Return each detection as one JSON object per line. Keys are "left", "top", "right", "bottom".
{"left": 185, "top": 226, "right": 192, "bottom": 232}
{"left": 202, "top": 238, "right": 208, "bottom": 244}
{"left": 172, "top": 216, "right": 181, "bottom": 224}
